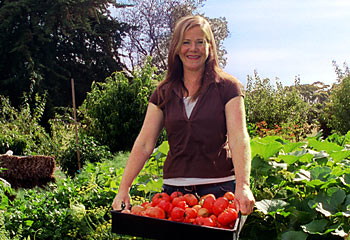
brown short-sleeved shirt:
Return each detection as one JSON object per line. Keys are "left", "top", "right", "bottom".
{"left": 149, "top": 78, "right": 244, "bottom": 179}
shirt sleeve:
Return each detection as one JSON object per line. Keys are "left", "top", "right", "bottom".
{"left": 221, "top": 78, "right": 245, "bottom": 105}
{"left": 149, "top": 86, "right": 166, "bottom": 111}
{"left": 149, "top": 88, "right": 159, "bottom": 105}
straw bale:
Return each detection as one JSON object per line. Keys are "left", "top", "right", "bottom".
{"left": 0, "top": 155, "right": 56, "bottom": 189}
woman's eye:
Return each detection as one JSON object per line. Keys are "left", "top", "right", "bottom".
{"left": 183, "top": 41, "right": 190, "bottom": 45}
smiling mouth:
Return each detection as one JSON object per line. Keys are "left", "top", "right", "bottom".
{"left": 187, "top": 55, "right": 200, "bottom": 59}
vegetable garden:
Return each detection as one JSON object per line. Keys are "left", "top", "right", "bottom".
{"left": 1, "top": 61, "right": 350, "bottom": 239}
{"left": 1, "top": 131, "right": 350, "bottom": 239}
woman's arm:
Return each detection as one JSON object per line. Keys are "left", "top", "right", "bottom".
{"left": 112, "top": 103, "right": 164, "bottom": 210}
{"left": 225, "top": 96, "right": 255, "bottom": 215}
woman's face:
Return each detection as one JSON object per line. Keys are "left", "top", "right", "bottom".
{"left": 179, "top": 26, "right": 209, "bottom": 73}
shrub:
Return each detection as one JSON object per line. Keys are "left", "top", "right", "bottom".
{"left": 245, "top": 71, "right": 309, "bottom": 130}
{"left": 0, "top": 93, "right": 56, "bottom": 155}
{"left": 326, "top": 76, "right": 350, "bottom": 134}
{"left": 82, "top": 58, "right": 163, "bottom": 152}
{"left": 58, "top": 133, "right": 113, "bottom": 177}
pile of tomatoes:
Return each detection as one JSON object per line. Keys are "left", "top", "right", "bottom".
{"left": 121, "top": 191, "right": 238, "bottom": 229}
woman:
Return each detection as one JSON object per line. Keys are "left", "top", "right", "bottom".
{"left": 112, "top": 15, "right": 255, "bottom": 215}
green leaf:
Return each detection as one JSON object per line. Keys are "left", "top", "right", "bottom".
{"left": 301, "top": 219, "right": 328, "bottom": 234}
{"left": 255, "top": 199, "right": 289, "bottom": 215}
{"left": 330, "top": 150, "right": 350, "bottom": 163}
{"left": 283, "top": 142, "right": 307, "bottom": 153}
{"left": 299, "top": 153, "right": 314, "bottom": 163}
{"left": 341, "top": 174, "right": 350, "bottom": 186}
{"left": 157, "top": 141, "right": 169, "bottom": 155}
{"left": 25, "top": 220, "right": 34, "bottom": 227}
{"left": 137, "top": 178, "right": 163, "bottom": 194}
{"left": 251, "top": 155, "right": 272, "bottom": 175}
{"left": 251, "top": 138, "right": 283, "bottom": 160}
{"left": 281, "top": 231, "right": 308, "bottom": 240}
{"left": 341, "top": 194, "right": 350, "bottom": 217}
{"left": 277, "top": 155, "right": 299, "bottom": 165}
{"left": 310, "top": 166, "right": 332, "bottom": 181}
{"left": 308, "top": 187, "right": 346, "bottom": 217}
{"left": 308, "top": 139, "right": 344, "bottom": 153}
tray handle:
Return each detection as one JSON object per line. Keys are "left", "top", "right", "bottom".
{"left": 232, "top": 211, "right": 248, "bottom": 240}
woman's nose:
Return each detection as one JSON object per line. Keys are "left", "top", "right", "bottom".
{"left": 189, "top": 42, "right": 197, "bottom": 51}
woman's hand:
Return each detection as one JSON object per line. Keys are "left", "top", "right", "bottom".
{"left": 234, "top": 184, "right": 255, "bottom": 215}
{"left": 112, "top": 191, "right": 131, "bottom": 210}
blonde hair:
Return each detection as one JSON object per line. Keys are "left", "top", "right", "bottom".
{"left": 157, "top": 15, "right": 237, "bottom": 105}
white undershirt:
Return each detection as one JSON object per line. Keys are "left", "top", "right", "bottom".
{"left": 162, "top": 97, "right": 235, "bottom": 186}
{"left": 183, "top": 96, "right": 198, "bottom": 118}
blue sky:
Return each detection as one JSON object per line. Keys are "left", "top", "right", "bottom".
{"left": 200, "top": 0, "right": 350, "bottom": 87}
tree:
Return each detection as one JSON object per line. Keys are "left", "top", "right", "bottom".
{"left": 318, "top": 61, "right": 350, "bottom": 136}
{"left": 0, "top": 0, "right": 129, "bottom": 114}
{"left": 113, "top": 0, "right": 229, "bottom": 73}
{"left": 82, "top": 58, "right": 163, "bottom": 152}
{"left": 326, "top": 76, "right": 350, "bottom": 135}
{"left": 245, "top": 71, "right": 309, "bottom": 129}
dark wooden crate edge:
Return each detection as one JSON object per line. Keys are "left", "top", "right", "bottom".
{"left": 111, "top": 210, "right": 238, "bottom": 240}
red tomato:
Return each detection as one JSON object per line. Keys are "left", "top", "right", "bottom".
{"left": 176, "top": 200, "right": 188, "bottom": 210}
{"left": 130, "top": 205, "right": 145, "bottom": 215}
{"left": 152, "top": 192, "right": 171, "bottom": 206}
{"left": 145, "top": 206, "right": 166, "bottom": 219}
{"left": 184, "top": 207, "right": 198, "bottom": 219}
{"left": 229, "top": 201, "right": 237, "bottom": 210}
{"left": 184, "top": 193, "right": 198, "bottom": 207}
{"left": 212, "top": 197, "right": 229, "bottom": 216}
{"left": 203, "top": 217, "right": 216, "bottom": 227}
{"left": 158, "top": 199, "right": 173, "bottom": 215}
{"left": 170, "top": 191, "right": 184, "bottom": 200}
{"left": 224, "top": 192, "right": 235, "bottom": 201}
{"left": 218, "top": 208, "right": 238, "bottom": 227}
{"left": 172, "top": 196, "right": 185, "bottom": 207}
{"left": 196, "top": 216, "right": 216, "bottom": 227}
{"left": 199, "top": 194, "right": 216, "bottom": 204}
{"left": 209, "top": 214, "right": 217, "bottom": 223}
{"left": 170, "top": 207, "right": 185, "bottom": 222}
{"left": 202, "top": 195, "right": 216, "bottom": 214}
{"left": 141, "top": 202, "right": 152, "bottom": 209}
{"left": 184, "top": 207, "right": 197, "bottom": 224}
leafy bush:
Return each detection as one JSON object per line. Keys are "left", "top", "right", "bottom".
{"left": 326, "top": 76, "right": 350, "bottom": 134}
{"left": 245, "top": 71, "right": 309, "bottom": 130}
{"left": 82, "top": 58, "right": 163, "bottom": 152}
{"left": 254, "top": 120, "right": 316, "bottom": 141}
{"left": 48, "top": 109, "right": 77, "bottom": 157}
{"left": 58, "top": 133, "right": 113, "bottom": 177}
{"left": 0, "top": 93, "right": 55, "bottom": 155}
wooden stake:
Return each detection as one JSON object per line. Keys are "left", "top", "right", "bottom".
{"left": 71, "top": 78, "right": 81, "bottom": 171}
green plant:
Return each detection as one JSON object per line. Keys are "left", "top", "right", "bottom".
{"left": 82, "top": 58, "right": 163, "bottom": 152}
{"left": 0, "top": 93, "right": 55, "bottom": 155}
{"left": 245, "top": 71, "right": 309, "bottom": 131}
{"left": 327, "top": 76, "right": 350, "bottom": 134}
{"left": 3, "top": 154, "right": 128, "bottom": 239}
{"left": 241, "top": 133, "right": 350, "bottom": 240}
{"left": 58, "top": 133, "right": 113, "bottom": 177}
